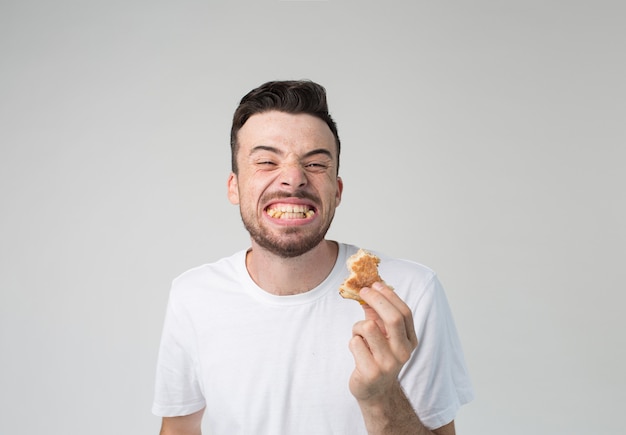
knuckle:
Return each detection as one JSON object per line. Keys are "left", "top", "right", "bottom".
{"left": 397, "top": 347, "right": 412, "bottom": 364}
{"left": 387, "top": 312, "right": 404, "bottom": 330}
{"left": 362, "top": 320, "right": 379, "bottom": 335}
{"left": 381, "top": 358, "right": 400, "bottom": 375}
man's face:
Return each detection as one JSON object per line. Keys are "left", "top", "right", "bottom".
{"left": 228, "top": 111, "right": 343, "bottom": 258}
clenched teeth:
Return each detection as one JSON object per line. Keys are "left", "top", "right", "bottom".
{"left": 266, "top": 204, "right": 315, "bottom": 219}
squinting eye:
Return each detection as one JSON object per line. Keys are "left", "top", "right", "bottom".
{"left": 305, "top": 163, "right": 328, "bottom": 170}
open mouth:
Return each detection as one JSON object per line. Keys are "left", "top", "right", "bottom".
{"left": 266, "top": 203, "right": 315, "bottom": 220}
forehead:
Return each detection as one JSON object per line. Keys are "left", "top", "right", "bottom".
{"left": 237, "top": 111, "right": 337, "bottom": 157}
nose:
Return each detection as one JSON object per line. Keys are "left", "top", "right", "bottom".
{"left": 279, "top": 162, "right": 308, "bottom": 189}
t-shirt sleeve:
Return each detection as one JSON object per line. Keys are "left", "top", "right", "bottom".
{"left": 400, "top": 273, "right": 475, "bottom": 430}
{"left": 152, "top": 284, "right": 206, "bottom": 417}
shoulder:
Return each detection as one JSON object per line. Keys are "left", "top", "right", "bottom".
{"left": 377, "top": 252, "right": 436, "bottom": 284}
{"left": 345, "top": 244, "right": 436, "bottom": 287}
{"left": 378, "top": 253, "right": 440, "bottom": 307}
{"left": 169, "top": 250, "right": 247, "bottom": 299}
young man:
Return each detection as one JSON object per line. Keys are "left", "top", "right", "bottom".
{"left": 152, "top": 80, "right": 474, "bottom": 434}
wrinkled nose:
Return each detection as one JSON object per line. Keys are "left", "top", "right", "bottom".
{"left": 279, "top": 163, "right": 307, "bottom": 189}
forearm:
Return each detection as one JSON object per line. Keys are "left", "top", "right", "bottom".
{"left": 351, "top": 284, "right": 455, "bottom": 435}
{"left": 357, "top": 382, "right": 433, "bottom": 435}
{"left": 159, "top": 408, "right": 204, "bottom": 435}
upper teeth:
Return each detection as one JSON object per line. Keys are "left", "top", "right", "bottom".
{"left": 267, "top": 204, "right": 314, "bottom": 219}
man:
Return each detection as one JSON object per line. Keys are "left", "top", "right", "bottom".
{"left": 152, "top": 80, "right": 474, "bottom": 434}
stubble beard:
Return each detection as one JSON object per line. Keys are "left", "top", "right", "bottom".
{"left": 240, "top": 207, "right": 335, "bottom": 259}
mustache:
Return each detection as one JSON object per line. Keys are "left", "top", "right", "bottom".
{"left": 261, "top": 190, "right": 320, "bottom": 204}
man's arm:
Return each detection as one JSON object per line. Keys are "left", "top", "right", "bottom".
{"left": 350, "top": 282, "right": 455, "bottom": 435}
{"left": 159, "top": 408, "right": 205, "bottom": 435}
{"left": 353, "top": 381, "right": 456, "bottom": 435}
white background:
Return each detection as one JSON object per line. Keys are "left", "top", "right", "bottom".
{"left": 1, "top": 1, "right": 624, "bottom": 434}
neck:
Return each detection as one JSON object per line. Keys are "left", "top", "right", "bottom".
{"left": 246, "top": 240, "right": 339, "bottom": 296}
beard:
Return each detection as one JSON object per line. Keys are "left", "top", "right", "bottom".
{"left": 240, "top": 192, "right": 335, "bottom": 258}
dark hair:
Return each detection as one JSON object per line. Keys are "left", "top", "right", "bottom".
{"left": 230, "top": 80, "right": 341, "bottom": 174}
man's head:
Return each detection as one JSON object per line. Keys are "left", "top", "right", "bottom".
{"left": 230, "top": 80, "right": 341, "bottom": 175}
{"left": 227, "top": 80, "right": 343, "bottom": 258}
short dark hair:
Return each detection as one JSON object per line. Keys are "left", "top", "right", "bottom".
{"left": 230, "top": 80, "right": 341, "bottom": 174}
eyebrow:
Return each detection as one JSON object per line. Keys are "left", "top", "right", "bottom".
{"left": 250, "top": 145, "right": 333, "bottom": 159}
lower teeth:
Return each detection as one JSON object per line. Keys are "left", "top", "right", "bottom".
{"left": 268, "top": 210, "right": 314, "bottom": 219}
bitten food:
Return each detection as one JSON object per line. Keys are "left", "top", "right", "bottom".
{"left": 339, "top": 249, "right": 384, "bottom": 304}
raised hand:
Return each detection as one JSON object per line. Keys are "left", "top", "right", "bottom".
{"left": 349, "top": 281, "right": 418, "bottom": 402}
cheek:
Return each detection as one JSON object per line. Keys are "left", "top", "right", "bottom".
{"left": 322, "top": 178, "right": 342, "bottom": 203}
{"left": 238, "top": 181, "right": 265, "bottom": 210}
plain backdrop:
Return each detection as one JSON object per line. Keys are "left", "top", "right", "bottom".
{"left": 1, "top": 1, "right": 624, "bottom": 434}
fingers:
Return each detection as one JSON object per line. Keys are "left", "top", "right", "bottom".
{"left": 359, "top": 282, "right": 418, "bottom": 352}
{"left": 352, "top": 318, "right": 396, "bottom": 368}
{"left": 349, "top": 334, "right": 376, "bottom": 373}
{"left": 349, "top": 282, "right": 419, "bottom": 402}
{"left": 361, "top": 304, "right": 387, "bottom": 336}
{"left": 349, "top": 334, "right": 384, "bottom": 400}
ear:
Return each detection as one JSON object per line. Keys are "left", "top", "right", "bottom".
{"left": 335, "top": 176, "right": 343, "bottom": 206}
{"left": 227, "top": 172, "right": 240, "bottom": 205}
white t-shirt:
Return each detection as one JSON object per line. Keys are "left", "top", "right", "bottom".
{"left": 152, "top": 243, "right": 474, "bottom": 433}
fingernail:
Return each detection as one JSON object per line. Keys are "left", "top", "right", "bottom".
{"left": 360, "top": 287, "right": 370, "bottom": 296}
{"left": 372, "top": 282, "right": 384, "bottom": 291}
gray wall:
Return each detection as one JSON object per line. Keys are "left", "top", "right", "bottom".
{"left": 1, "top": 1, "right": 624, "bottom": 434}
